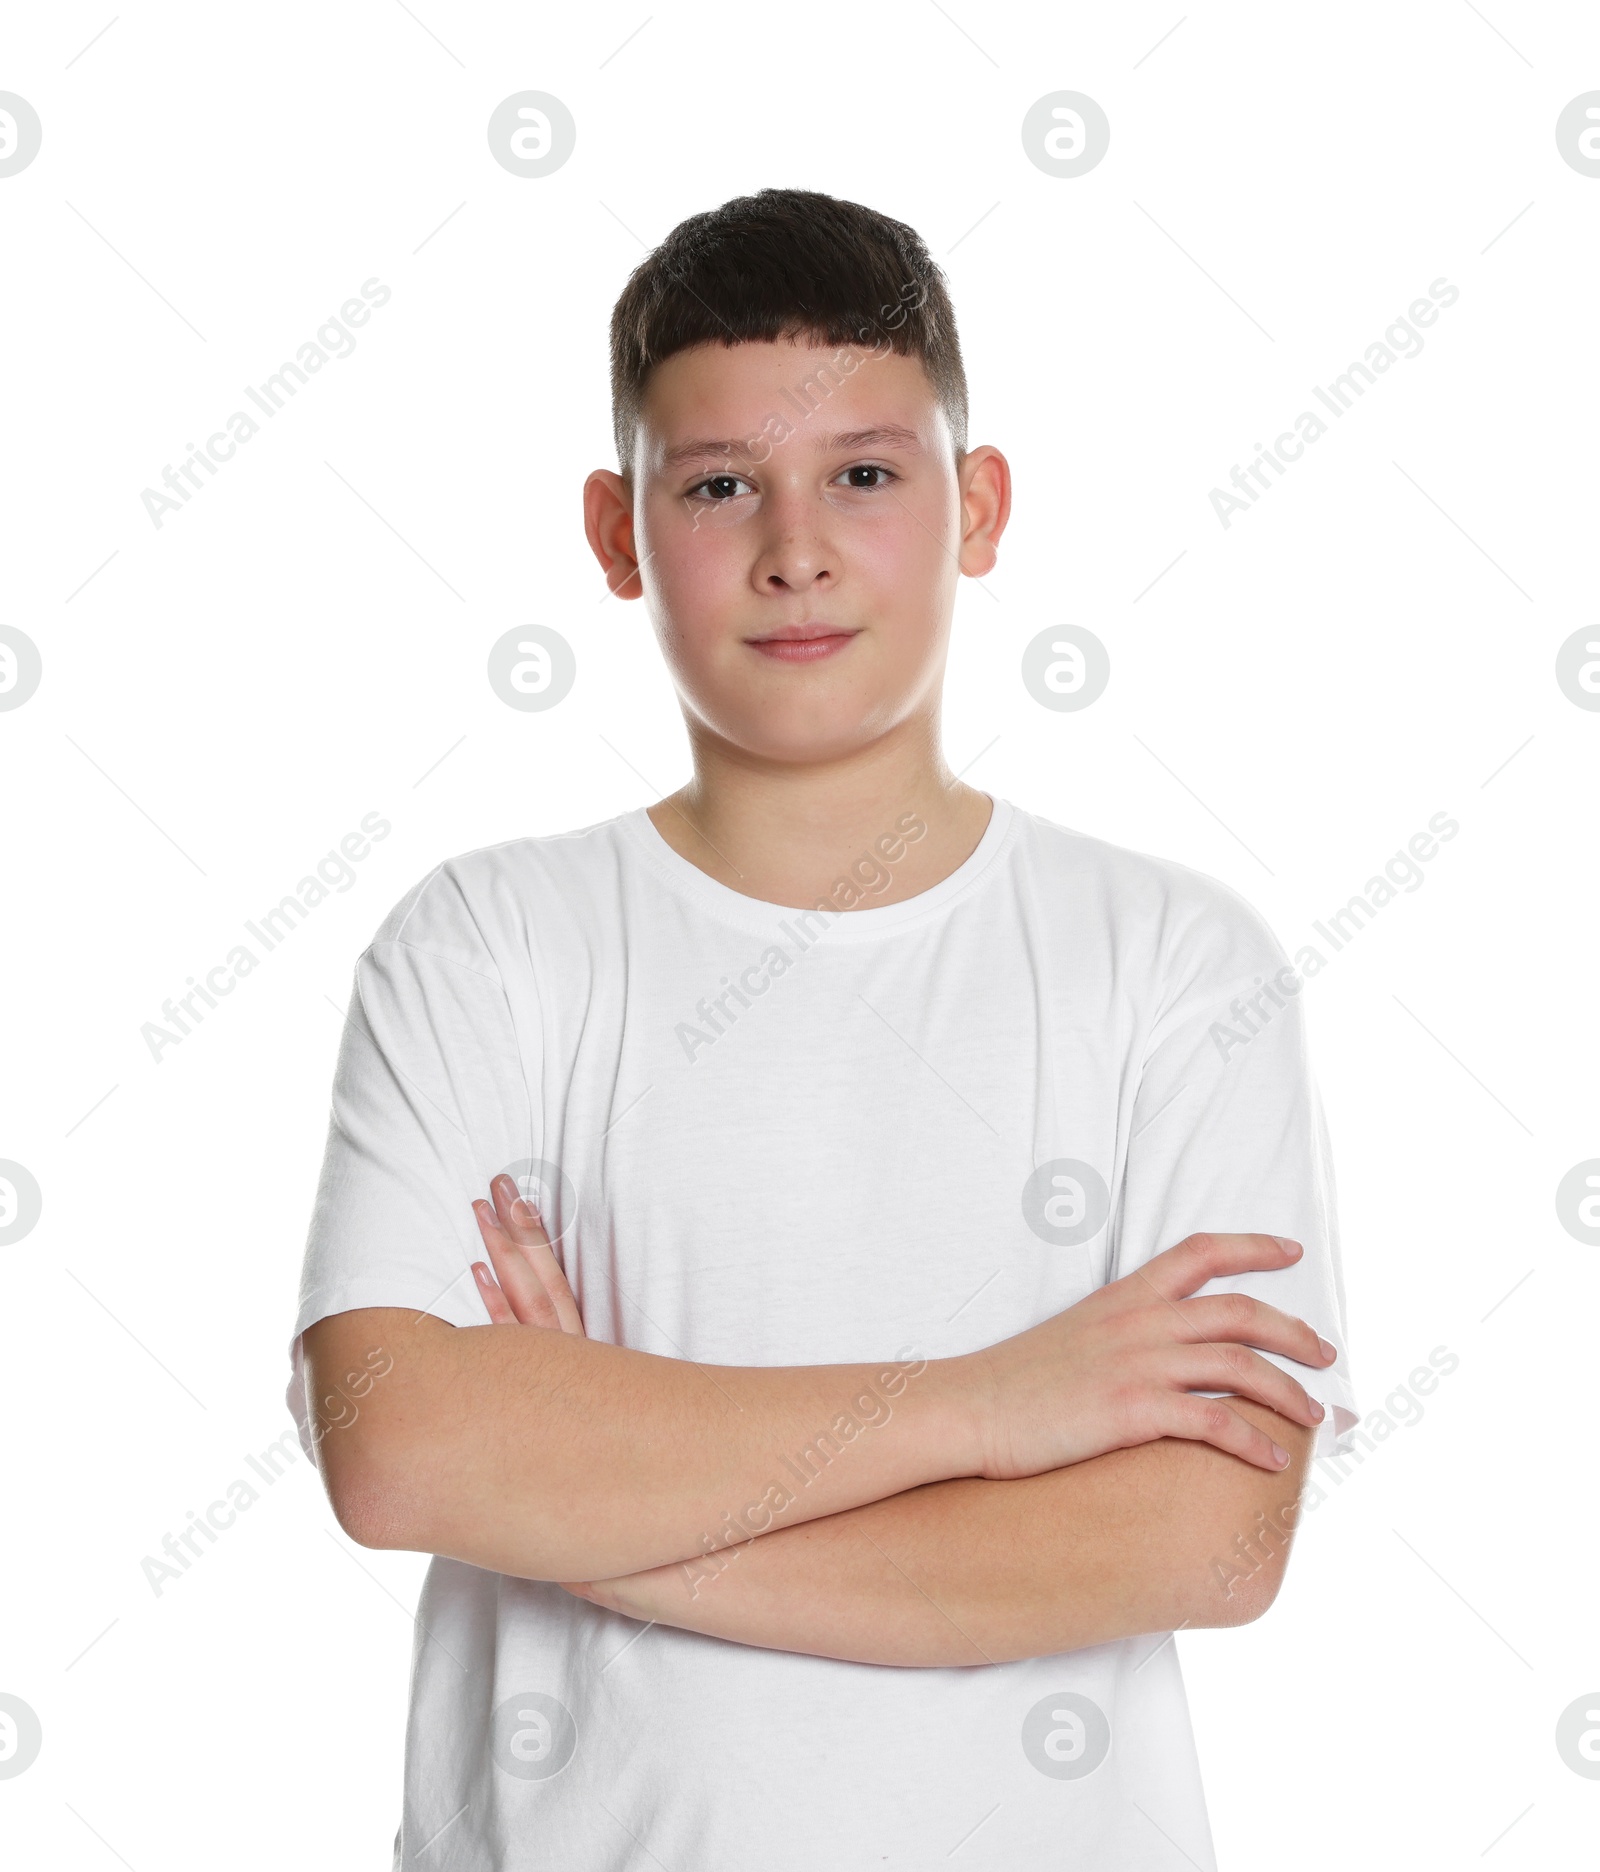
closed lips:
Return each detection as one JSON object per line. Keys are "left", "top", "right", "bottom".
{"left": 745, "top": 624, "right": 861, "bottom": 661}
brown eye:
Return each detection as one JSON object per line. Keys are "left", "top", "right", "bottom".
{"left": 840, "top": 464, "right": 893, "bottom": 489}
{"left": 691, "top": 473, "right": 751, "bottom": 501}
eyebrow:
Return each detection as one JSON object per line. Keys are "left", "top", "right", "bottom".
{"left": 661, "top": 424, "right": 925, "bottom": 470}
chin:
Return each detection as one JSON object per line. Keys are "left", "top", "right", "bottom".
{"left": 711, "top": 708, "right": 898, "bottom": 767}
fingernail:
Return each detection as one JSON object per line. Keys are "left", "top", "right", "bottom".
{"left": 1273, "top": 1236, "right": 1302, "bottom": 1258}
{"left": 512, "top": 1197, "right": 538, "bottom": 1224}
{"left": 1271, "top": 1443, "right": 1290, "bottom": 1465}
{"left": 1309, "top": 1398, "right": 1325, "bottom": 1421}
{"left": 1318, "top": 1337, "right": 1336, "bottom": 1362}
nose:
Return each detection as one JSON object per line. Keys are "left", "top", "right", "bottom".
{"left": 752, "top": 490, "right": 835, "bottom": 594}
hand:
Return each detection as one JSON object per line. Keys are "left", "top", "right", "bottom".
{"left": 561, "top": 1562, "right": 685, "bottom": 1622}
{"left": 469, "top": 1174, "right": 585, "bottom": 1337}
{"left": 470, "top": 1178, "right": 607, "bottom": 1605}
{"left": 962, "top": 1232, "right": 1336, "bottom": 1478}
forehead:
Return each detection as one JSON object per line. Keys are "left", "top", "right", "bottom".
{"left": 638, "top": 339, "right": 946, "bottom": 472}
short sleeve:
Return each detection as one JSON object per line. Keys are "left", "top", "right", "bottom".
{"left": 285, "top": 877, "right": 536, "bottom": 1459}
{"left": 1110, "top": 886, "right": 1359, "bottom": 1457}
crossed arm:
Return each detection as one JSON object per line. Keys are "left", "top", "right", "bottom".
{"left": 303, "top": 1182, "right": 1324, "bottom": 1668}
{"left": 561, "top": 1409, "right": 1312, "bottom": 1667}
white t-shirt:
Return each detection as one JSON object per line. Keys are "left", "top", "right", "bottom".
{"left": 288, "top": 796, "right": 1358, "bottom": 1871}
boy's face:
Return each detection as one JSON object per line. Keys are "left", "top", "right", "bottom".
{"left": 585, "top": 338, "right": 1009, "bottom": 766}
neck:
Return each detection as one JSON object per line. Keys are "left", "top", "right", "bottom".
{"left": 646, "top": 712, "right": 994, "bottom": 911}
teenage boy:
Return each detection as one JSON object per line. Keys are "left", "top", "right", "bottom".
{"left": 291, "top": 188, "right": 1358, "bottom": 1871}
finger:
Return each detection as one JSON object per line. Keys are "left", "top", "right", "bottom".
{"left": 473, "top": 1199, "right": 562, "bottom": 1328}
{"left": 472, "top": 1259, "right": 518, "bottom": 1326}
{"left": 1161, "top": 1392, "right": 1301, "bottom": 1471}
{"left": 1135, "top": 1232, "right": 1304, "bottom": 1303}
{"left": 1175, "top": 1293, "right": 1338, "bottom": 1369}
{"left": 1162, "top": 1343, "right": 1325, "bottom": 1431}
{"left": 483, "top": 1187, "right": 583, "bottom": 1336}
{"left": 489, "top": 1176, "right": 584, "bottom": 1336}
{"left": 501, "top": 1193, "right": 584, "bottom": 1335}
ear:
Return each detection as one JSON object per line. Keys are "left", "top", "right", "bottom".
{"left": 955, "top": 446, "right": 1012, "bottom": 578}
{"left": 583, "top": 468, "right": 645, "bottom": 600}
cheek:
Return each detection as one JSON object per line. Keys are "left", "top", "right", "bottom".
{"left": 844, "top": 491, "right": 954, "bottom": 586}
{"left": 642, "top": 512, "right": 748, "bottom": 631}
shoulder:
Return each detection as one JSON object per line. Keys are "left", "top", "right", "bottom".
{"left": 1006, "top": 803, "right": 1290, "bottom": 982}
{"left": 363, "top": 812, "right": 637, "bottom": 976}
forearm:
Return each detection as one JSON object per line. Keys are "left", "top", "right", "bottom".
{"left": 579, "top": 1402, "right": 1314, "bottom": 1666}
{"left": 307, "top": 1309, "right": 975, "bottom": 1581}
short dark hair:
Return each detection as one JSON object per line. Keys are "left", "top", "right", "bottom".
{"left": 608, "top": 187, "right": 968, "bottom": 477}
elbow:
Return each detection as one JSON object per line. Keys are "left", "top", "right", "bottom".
{"left": 323, "top": 1433, "right": 574, "bottom": 1578}
{"left": 1187, "top": 1521, "right": 1296, "bottom": 1629}
{"left": 1204, "top": 1561, "right": 1284, "bottom": 1628}
{"left": 318, "top": 1434, "right": 428, "bottom": 1552}
{"left": 1181, "top": 1410, "right": 1313, "bottom": 1630}
{"left": 330, "top": 1478, "right": 417, "bottom": 1553}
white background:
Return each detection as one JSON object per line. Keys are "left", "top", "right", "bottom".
{"left": 2, "top": 2, "right": 1597, "bottom": 1865}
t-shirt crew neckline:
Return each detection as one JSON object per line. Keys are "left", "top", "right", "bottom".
{"left": 618, "top": 794, "right": 1018, "bottom": 943}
